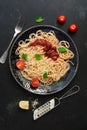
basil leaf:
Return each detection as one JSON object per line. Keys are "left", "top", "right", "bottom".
{"left": 43, "top": 72, "right": 48, "bottom": 79}
{"left": 22, "top": 53, "right": 28, "bottom": 60}
{"left": 35, "top": 17, "right": 44, "bottom": 23}
{"left": 58, "top": 47, "right": 67, "bottom": 53}
{"left": 35, "top": 54, "right": 42, "bottom": 60}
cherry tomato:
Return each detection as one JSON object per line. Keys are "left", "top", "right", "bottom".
{"left": 31, "top": 78, "right": 39, "bottom": 88}
{"left": 68, "top": 24, "right": 78, "bottom": 33}
{"left": 16, "top": 60, "right": 25, "bottom": 70}
{"left": 57, "top": 15, "right": 66, "bottom": 24}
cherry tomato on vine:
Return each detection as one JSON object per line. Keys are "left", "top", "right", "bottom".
{"left": 31, "top": 78, "right": 39, "bottom": 88}
{"left": 16, "top": 60, "right": 25, "bottom": 70}
{"left": 57, "top": 15, "right": 66, "bottom": 24}
{"left": 68, "top": 24, "right": 78, "bottom": 33}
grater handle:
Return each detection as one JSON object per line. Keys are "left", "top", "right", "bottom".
{"left": 54, "top": 85, "right": 80, "bottom": 108}
{"left": 59, "top": 85, "right": 80, "bottom": 100}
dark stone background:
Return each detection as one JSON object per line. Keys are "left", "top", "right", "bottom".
{"left": 0, "top": 0, "right": 87, "bottom": 130}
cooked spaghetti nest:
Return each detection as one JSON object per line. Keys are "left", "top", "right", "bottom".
{"left": 16, "top": 30, "right": 74, "bottom": 86}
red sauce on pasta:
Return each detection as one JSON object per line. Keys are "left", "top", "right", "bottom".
{"left": 29, "top": 39, "right": 59, "bottom": 61}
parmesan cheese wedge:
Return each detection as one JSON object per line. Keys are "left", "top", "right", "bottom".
{"left": 19, "top": 100, "right": 29, "bottom": 110}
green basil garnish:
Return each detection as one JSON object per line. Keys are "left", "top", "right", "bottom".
{"left": 58, "top": 47, "right": 67, "bottom": 53}
{"left": 35, "top": 54, "right": 42, "bottom": 60}
{"left": 22, "top": 53, "right": 28, "bottom": 60}
{"left": 35, "top": 17, "right": 44, "bottom": 23}
{"left": 43, "top": 72, "right": 48, "bottom": 79}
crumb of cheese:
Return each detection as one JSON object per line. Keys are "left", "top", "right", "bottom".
{"left": 19, "top": 100, "right": 29, "bottom": 110}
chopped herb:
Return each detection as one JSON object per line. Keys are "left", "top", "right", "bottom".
{"left": 58, "top": 47, "right": 67, "bottom": 53}
{"left": 35, "top": 17, "right": 44, "bottom": 23}
{"left": 35, "top": 54, "right": 42, "bottom": 60}
{"left": 32, "top": 99, "right": 39, "bottom": 109}
{"left": 43, "top": 72, "right": 48, "bottom": 79}
{"left": 22, "top": 53, "right": 28, "bottom": 60}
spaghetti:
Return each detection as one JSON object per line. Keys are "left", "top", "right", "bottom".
{"left": 16, "top": 30, "right": 74, "bottom": 86}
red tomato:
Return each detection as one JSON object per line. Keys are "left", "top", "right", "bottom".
{"left": 31, "top": 78, "right": 39, "bottom": 88}
{"left": 57, "top": 15, "right": 66, "bottom": 24}
{"left": 16, "top": 60, "right": 25, "bottom": 70}
{"left": 68, "top": 24, "right": 78, "bottom": 33}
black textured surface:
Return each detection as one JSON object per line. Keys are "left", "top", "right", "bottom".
{"left": 0, "top": 0, "right": 87, "bottom": 130}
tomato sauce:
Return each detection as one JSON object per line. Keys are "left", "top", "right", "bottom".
{"left": 29, "top": 39, "right": 59, "bottom": 61}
